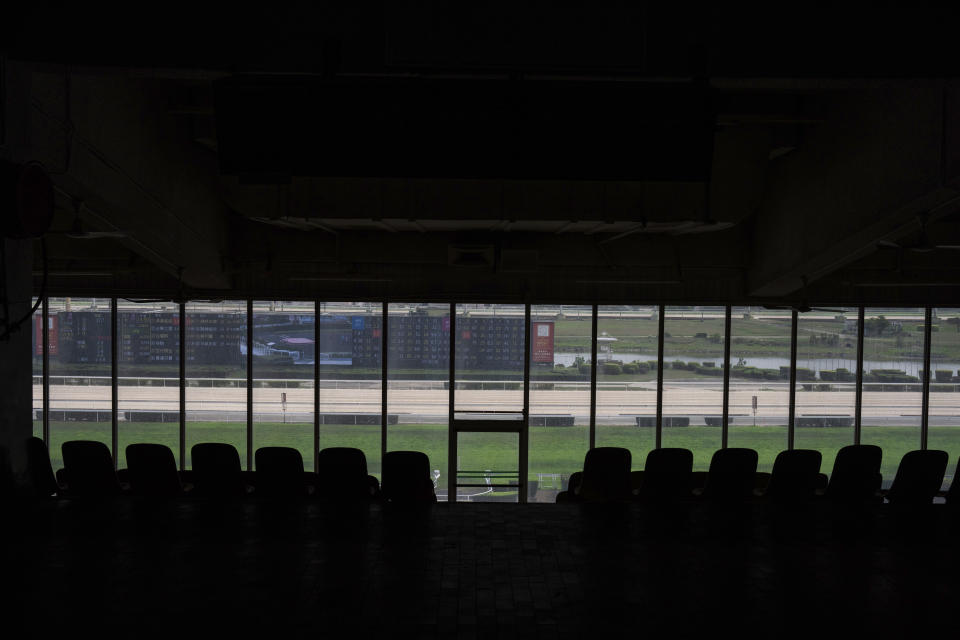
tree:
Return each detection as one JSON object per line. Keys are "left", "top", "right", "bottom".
{"left": 864, "top": 315, "right": 890, "bottom": 337}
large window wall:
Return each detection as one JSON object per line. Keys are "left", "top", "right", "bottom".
{"left": 321, "top": 302, "right": 383, "bottom": 477}
{"left": 387, "top": 302, "right": 446, "bottom": 492}
{"left": 861, "top": 308, "right": 925, "bottom": 484}
{"left": 926, "top": 308, "right": 960, "bottom": 487}
{"left": 46, "top": 297, "right": 112, "bottom": 470}
{"left": 529, "top": 305, "right": 591, "bottom": 502}
{"left": 31, "top": 299, "right": 952, "bottom": 496}
{"left": 728, "top": 307, "right": 791, "bottom": 472}
{"left": 661, "top": 306, "right": 725, "bottom": 470}
{"left": 185, "top": 300, "right": 247, "bottom": 469}
{"left": 117, "top": 300, "right": 180, "bottom": 468}
{"left": 794, "top": 308, "right": 859, "bottom": 475}
{"left": 595, "top": 305, "right": 658, "bottom": 469}
{"left": 252, "top": 301, "right": 316, "bottom": 468}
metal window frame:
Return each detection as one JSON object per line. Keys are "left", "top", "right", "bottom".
{"left": 314, "top": 299, "right": 321, "bottom": 473}
{"left": 111, "top": 297, "right": 118, "bottom": 467}
{"left": 656, "top": 304, "right": 665, "bottom": 449}
{"left": 42, "top": 296, "right": 49, "bottom": 445}
{"left": 922, "top": 306, "right": 932, "bottom": 450}
{"left": 447, "top": 302, "right": 456, "bottom": 503}
{"left": 589, "top": 304, "right": 598, "bottom": 450}
{"left": 855, "top": 306, "right": 865, "bottom": 443}
{"left": 787, "top": 309, "right": 798, "bottom": 450}
{"left": 381, "top": 301, "right": 388, "bottom": 470}
{"left": 179, "top": 300, "right": 186, "bottom": 470}
{"left": 246, "top": 299, "right": 253, "bottom": 471}
{"left": 520, "top": 303, "right": 531, "bottom": 504}
{"left": 721, "top": 306, "right": 731, "bottom": 449}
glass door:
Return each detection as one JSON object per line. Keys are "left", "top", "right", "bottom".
{"left": 449, "top": 304, "right": 528, "bottom": 502}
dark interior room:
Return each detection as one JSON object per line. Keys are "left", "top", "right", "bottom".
{"left": 3, "top": 3, "right": 960, "bottom": 637}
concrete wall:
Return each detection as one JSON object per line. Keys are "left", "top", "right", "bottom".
{"left": 0, "top": 237, "right": 34, "bottom": 481}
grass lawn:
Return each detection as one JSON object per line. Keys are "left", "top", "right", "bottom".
{"left": 41, "top": 421, "right": 960, "bottom": 488}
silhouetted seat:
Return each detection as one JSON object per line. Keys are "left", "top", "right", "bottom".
{"left": 557, "top": 447, "right": 632, "bottom": 503}
{"left": 191, "top": 443, "right": 245, "bottom": 497}
{"left": 381, "top": 451, "right": 436, "bottom": 504}
{"left": 126, "top": 443, "right": 183, "bottom": 497}
{"left": 825, "top": 444, "right": 883, "bottom": 504}
{"left": 635, "top": 448, "right": 693, "bottom": 502}
{"left": 885, "top": 449, "right": 948, "bottom": 506}
{"left": 316, "top": 447, "right": 378, "bottom": 501}
{"left": 764, "top": 449, "right": 822, "bottom": 502}
{"left": 701, "top": 448, "right": 758, "bottom": 501}
{"left": 61, "top": 440, "right": 121, "bottom": 497}
{"left": 255, "top": 447, "right": 308, "bottom": 498}
{"left": 579, "top": 447, "right": 632, "bottom": 501}
{"left": 26, "top": 436, "right": 60, "bottom": 497}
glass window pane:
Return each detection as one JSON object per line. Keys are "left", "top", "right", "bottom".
{"left": 32, "top": 297, "right": 42, "bottom": 439}
{"left": 528, "top": 304, "right": 590, "bottom": 502}
{"left": 661, "top": 306, "right": 726, "bottom": 470}
{"left": 861, "top": 308, "right": 924, "bottom": 486}
{"left": 928, "top": 308, "right": 960, "bottom": 489}
{"left": 388, "top": 303, "right": 446, "bottom": 496}
{"left": 320, "top": 302, "right": 382, "bottom": 479}
{"left": 794, "top": 307, "right": 859, "bottom": 476}
{"left": 185, "top": 300, "right": 247, "bottom": 469}
{"left": 728, "top": 307, "right": 791, "bottom": 472}
{"left": 454, "top": 304, "right": 526, "bottom": 413}
{"left": 47, "top": 297, "right": 112, "bottom": 471}
{"left": 253, "top": 301, "right": 315, "bottom": 470}
{"left": 117, "top": 300, "right": 180, "bottom": 469}
{"left": 595, "top": 305, "right": 658, "bottom": 470}
{"left": 456, "top": 432, "right": 519, "bottom": 502}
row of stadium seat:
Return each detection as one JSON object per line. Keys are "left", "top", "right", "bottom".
{"left": 25, "top": 438, "right": 437, "bottom": 503}
{"left": 557, "top": 445, "right": 959, "bottom": 505}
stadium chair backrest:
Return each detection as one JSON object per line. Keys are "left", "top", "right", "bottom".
{"left": 191, "top": 443, "right": 244, "bottom": 497}
{"left": 886, "top": 449, "right": 948, "bottom": 506}
{"left": 578, "top": 447, "right": 632, "bottom": 502}
{"left": 638, "top": 447, "right": 693, "bottom": 501}
{"left": 766, "top": 449, "right": 822, "bottom": 502}
{"left": 382, "top": 451, "right": 436, "bottom": 504}
{"left": 703, "top": 448, "right": 758, "bottom": 501}
{"left": 826, "top": 444, "right": 882, "bottom": 503}
{"left": 317, "top": 447, "right": 370, "bottom": 501}
{"left": 61, "top": 440, "right": 121, "bottom": 497}
{"left": 126, "top": 443, "right": 182, "bottom": 497}
{"left": 255, "top": 447, "right": 308, "bottom": 498}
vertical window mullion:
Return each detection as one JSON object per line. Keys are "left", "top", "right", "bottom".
{"left": 787, "top": 309, "right": 798, "bottom": 450}
{"left": 855, "top": 306, "right": 865, "bottom": 445}
{"left": 111, "top": 297, "right": 118, "bottom": 467}
{"left": 922, "top": 306, "right": 932, "bottom": 450}
{"left": 42, "top": 295, "right": 49, "bottom": 445}
{"left": 722, "top": 306, "right": 731, "bottom": 449}
{"left": 246, "top": 299, "right": 253, "bottom": 471}
{"left": 656, "top": 304, "right": 665, "bottom": 449}
{"left": 179, "top": 300, "right": 186, "bottom": 470}
{"left": 447, "top": 302, "right": 456, "bottom": 503}
{"left": 520, "top": 303, "right": 531, "bottom": 504}
{"left": 314, "top": 299, "right": 320, "bottom": 473}
{"left": 589, "top": 304, "right": 598, "bottom": 450}
{"left": 381, "top": 301, "right": 388, "bottom": 469}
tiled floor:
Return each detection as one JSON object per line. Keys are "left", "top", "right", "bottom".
{"left": 7, "top": 499, "right": 960, "bottom": 638}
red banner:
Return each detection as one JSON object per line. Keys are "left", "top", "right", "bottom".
{"left": 531, "top": 322, "right": 554, "bottom": 364}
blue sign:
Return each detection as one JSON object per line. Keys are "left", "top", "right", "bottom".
{"left": 352, "top": 317, "right": 365, "bottom": 330}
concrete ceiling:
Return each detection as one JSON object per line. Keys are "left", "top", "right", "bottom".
{"left": 4, "top": 3, "right": 960, "bottom": 304}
